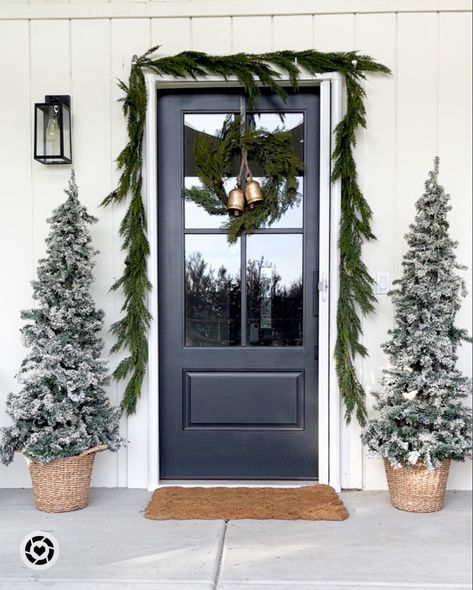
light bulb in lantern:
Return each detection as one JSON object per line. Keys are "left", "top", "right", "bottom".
{"left": 46, "top": 106, "right": 60, "bottom": 142}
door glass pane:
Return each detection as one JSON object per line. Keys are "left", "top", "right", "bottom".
{"left": 248, "top": 113, "right": 304, "bottom": 229}
{"left": 247, "top": 234, "right": 303, "bottom": 346}
{"left": 185, "top": 235, "right": 241, "bottom": 346}
{"left": 184, "top": 113, "right": 239, "bottom": 229}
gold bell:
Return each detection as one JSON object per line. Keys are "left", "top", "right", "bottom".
{"left": 244, "top": 174, "right": 264, "bottom": 209}
{"left": 227, "top": 184, "right": 245, "bottom": 217}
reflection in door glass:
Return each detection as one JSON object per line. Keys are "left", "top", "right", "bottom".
{"left": 247, "top": 234, "right": 303, "bottom": 346}
{"left": 248, "top": 113, "right": 304, "bottom": 229}
{"left": 185, "top": 235, "right": 241, "bottom": 347}
{"left": 184, "top": 113, "right": 239, "bottom": 229}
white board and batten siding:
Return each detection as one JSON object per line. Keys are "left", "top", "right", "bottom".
{"left": 0, "top": 0, "right": 471, "bottom": 490}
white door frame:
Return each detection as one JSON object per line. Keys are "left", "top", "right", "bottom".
{"left": 142, "top": 71, "right": 354, "bottom": 491}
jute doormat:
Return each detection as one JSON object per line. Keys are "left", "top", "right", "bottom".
{"left": 144, "top": 484, "right": 348, "bottom": 521}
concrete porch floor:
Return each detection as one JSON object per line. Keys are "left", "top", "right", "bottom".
{"left": 0, "top": 489, "right": 471, "bottom": 590}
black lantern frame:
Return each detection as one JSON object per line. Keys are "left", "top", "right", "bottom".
{"left": 34, "top": 95, "right": 72, "bottom": 165}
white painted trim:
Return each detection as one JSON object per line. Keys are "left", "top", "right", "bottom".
{"left": 0, "top": 0, "right": 469, "bottom": 20}
{"left": 317, "top": 79, "right": 332, "bottom": 487}
{"left": 332, "top": 78, "right": 363, "bottom": 492}
{"left": 144, "top": 71, "right": 345, "bottom": 491}
{"left": 328, "top": 77, "right": 343, "bottom": 492}
{"left": 145, "top": 72, "right": 344, "bottom": 86}
{"left": 145, "top": 77, "right": 159, "bottom": 492}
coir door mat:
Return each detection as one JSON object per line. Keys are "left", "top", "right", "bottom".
{"left": 144, "top": 484, "right": 348, "bottom": 521}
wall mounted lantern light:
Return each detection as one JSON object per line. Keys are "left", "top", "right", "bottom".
{"left": 34, "top": 95, "right": 72, "bottom": 164}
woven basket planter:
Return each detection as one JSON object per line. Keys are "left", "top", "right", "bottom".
{"left": 383, "top": 458, "right": 450, "bottom": 513}
{"left": 28, "top": 445, "right": 107, "bottom": 513}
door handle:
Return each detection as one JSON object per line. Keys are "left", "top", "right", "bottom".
{"left": 318, "top": 271, "right": 328, "bottom": 302}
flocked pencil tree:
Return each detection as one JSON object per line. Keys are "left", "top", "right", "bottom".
{"left": 0, "top": 173, "right": 124, "bottom": 465}
{"left": 362, "top": 159, "right": 472, "bottom": 470}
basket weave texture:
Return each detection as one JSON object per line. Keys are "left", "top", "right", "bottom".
{"left": 29, "top": 445, "right": 107, "bottom": 513}
{"left": 383, "top": 458, "right": 450, "bottom": 513}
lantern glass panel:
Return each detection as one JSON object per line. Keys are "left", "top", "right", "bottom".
{"left": 61, "top": 103, "right": 72, "bottom": 162}
{"left": 34, "top": 100, "right": 72, "bottom": 164}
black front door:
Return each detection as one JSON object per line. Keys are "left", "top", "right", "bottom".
{"left": 158, "top": 88, "right": 320, "bottom": 479}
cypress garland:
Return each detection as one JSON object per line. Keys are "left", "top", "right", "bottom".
{"left": 104, "top": 46, "right": 390, "bottom": 420}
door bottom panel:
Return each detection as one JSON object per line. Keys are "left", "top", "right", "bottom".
{"left": 184, "top": 370, "right": 304, "bottom": 429}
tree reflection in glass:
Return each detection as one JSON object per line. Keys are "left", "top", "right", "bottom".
{"left": 185, "top": 235, "right": 303, "bottom": 347}
{"left": 185, "top": 236, "right": 241, "bottom": 346}
{"left": 246, "top": 234, "right": 303, "bottom": 346}
{"left": 247, "top": 258, "right": 303, "bottom": 347}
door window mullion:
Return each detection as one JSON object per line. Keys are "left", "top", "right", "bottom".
{"left": 240, "top": 233, "right": 247, "bottom": 347}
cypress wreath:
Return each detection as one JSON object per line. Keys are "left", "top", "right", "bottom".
{"left": 182, "top": 115, "right": 304, "bottom": 243}
{"left": 103, "top": 46, "right": 390, "bottom": 422}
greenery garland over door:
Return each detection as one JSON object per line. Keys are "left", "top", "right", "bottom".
{"left": 103, "top": 46, "right": 390, "bottom": 423}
